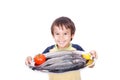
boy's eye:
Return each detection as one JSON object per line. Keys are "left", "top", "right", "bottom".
{"left": 64, "top": 33, "right": 67, "bottom": 35}
{"left": 55, "top": 33, "right": 59, "bottom": 35}
{"left": 54, "top": 32, "right": 68, "bottom": 35}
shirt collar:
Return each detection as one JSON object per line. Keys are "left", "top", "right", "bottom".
{"left": 55, "top": 44, "right": 72, "bottom": 51}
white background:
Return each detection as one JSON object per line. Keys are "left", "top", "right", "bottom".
{"left": 0, "top": 0, "right": 120, "bottom": 80}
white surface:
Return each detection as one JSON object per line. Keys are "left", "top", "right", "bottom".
{"left": 0, "top": 0, "right": 120, "bottom": 80}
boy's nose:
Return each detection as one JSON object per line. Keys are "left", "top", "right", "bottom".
{"left": 59, "top": 35, "right": 64, "bottom": 39}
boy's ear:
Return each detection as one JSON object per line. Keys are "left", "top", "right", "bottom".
{"left": 71, "top": 34, "right": 75, "bottom": 38}
{"left": 71, "top": 34, "right": 74, "bottom": 41}
{"left": 52, "top": 35, "right": 55, "bottom": 38}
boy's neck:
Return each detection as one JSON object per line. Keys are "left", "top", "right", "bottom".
{"left": 55, "top": 44, "right": 71, "bottom": 51}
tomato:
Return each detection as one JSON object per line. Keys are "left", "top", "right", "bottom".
{"left": 34, "top": 54, "right": 46, "bottom": 66}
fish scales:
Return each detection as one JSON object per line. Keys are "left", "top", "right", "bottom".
{"left": 39, "top": 55, "right": 73, "bottom": 67}
{"left": 44, "top": 50, "right": 83, "bottom": 59}
{"left": 48, "top": 62, "right": 86, "bottom": 73}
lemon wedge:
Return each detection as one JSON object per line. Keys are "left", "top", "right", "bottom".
{"left": 82, "top": 53, "right": 91, "bottom": 60}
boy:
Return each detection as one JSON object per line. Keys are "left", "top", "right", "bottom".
{"left": 25, "top": 16, "right": 97, "bottom": 80}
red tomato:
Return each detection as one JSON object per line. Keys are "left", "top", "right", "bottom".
{"left": 34, "top": 54, "right": 46, "bottom": 66}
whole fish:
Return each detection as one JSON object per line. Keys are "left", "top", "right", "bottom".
{"left": 44, "top": 50, "right": 83, "bottom": 58}
{"left": 29, "top": 50, "right": 91, "bottom": 73}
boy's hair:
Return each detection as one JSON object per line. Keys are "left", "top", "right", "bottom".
{"left": 51, "top": 16, "right": 76, "bottom": 35}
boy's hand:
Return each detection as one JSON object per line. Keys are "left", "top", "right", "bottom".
{"left": 25, "top": 56, "right": 32, "bottom": 66}
{"left": 88, "top": 50, "right": 98, "bottom": 68}
{"left": 89, "top": 50, "right": 98, "bottom": 59}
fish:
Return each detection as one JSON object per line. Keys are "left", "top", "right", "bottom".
{"left": 44, "top": 50, "right": 83, "bottom": 58}
{"left": 29, "top": 50, "right": 90, "bottom": 73}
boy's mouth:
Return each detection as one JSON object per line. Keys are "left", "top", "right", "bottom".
{"left": 58, "top": 41, "right": 66, "bottom": 44}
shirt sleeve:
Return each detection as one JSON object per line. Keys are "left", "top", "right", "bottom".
{"left": 72, "top": 44, "right": 84, "bottom": 51}
{"left": 42, "top": 45, "right": 55, "bottom": 54}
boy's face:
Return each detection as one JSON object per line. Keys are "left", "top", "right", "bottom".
{"left": 52, "top": 26, "right": 74, "bottom": 49}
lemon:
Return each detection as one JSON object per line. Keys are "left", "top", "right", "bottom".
{"left": 86, "top": 59, "right": 94, "bottom": 66}
{"left": 82, "top": 53, "right": 91, "bottom": 60}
